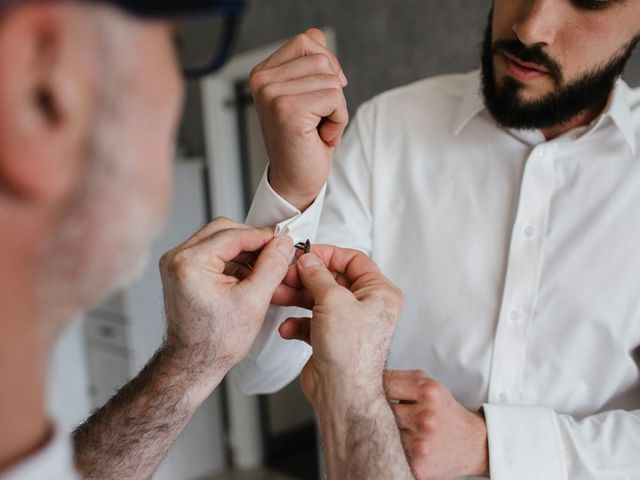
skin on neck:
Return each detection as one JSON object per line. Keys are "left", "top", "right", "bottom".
{"left": 0, "top": 208, "right": 52, "bottom": 472}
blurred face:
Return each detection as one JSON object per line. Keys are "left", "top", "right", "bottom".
{"left": 39, "top": 6, "right": 184, "bottom": 322}
{"left": 481, "top": 0, "right": 640, "bottom": 129}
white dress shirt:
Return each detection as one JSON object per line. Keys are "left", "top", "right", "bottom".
{"left": 0, "top": 426, "right": 79, "bottom": 480}
{"left": 233, "top": 70, "right": 640, "bottom": 480}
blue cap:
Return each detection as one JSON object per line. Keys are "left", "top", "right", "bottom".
{"left": 105, "top": 0, "right": 247, "bottom": 18}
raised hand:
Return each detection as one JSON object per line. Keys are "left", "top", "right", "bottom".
{"left": 249, "top": 28, "right": 349, "bottom": 211}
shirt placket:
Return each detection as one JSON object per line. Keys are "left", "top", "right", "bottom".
{"left": 488, "top": 143, "right": 558, "bottom": 404}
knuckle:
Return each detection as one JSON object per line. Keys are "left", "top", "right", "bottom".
{"left": 388, "top": 284, "right": 404, "bottom": 311}
{"left": 327, "top": 87, "right": 344, "bottom": 102}
{"left": 314, "top": 53, "right": 334, "bottom": 72}
{"left": 408, "top": 436, "right": 430, "bottom": 459}
{"left": 167, "top": 250, "right": 194, "bottom": 279}
{"left": 294, "top": 33, "right": 310, "bottom": 48}
{"left": 158, "top": 251, "right": 172, "bottom": 272}
{"left": 419, "top": 379, "right": 445, "bottom": 403}
{"left": 411, "top": 369, "right": 429, "bottom": 379}
{"left": 416, "top": 410, "right": 437, "bottom": 433}
{"left": 211, "top": 216, "right": 235, "bottom": 231}
{"left": 257, "top": 83, "right": 278, "bottom": 104}
{"left": 248, "top": 67, "right": 264, "bottom": 95}
{"left": 272, "top": 95, "right": 293, "bottom": 121}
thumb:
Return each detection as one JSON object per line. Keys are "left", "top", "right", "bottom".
{"left": 319, "top": 118, "right": 347, "bottom": 147}
{"left": 296, "top": 253, "right": 344, "bottom": 302}
{"left": 239, "top": 236, "right": 294, "bottom": 303}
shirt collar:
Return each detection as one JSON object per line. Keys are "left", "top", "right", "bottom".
{"left": 601, "top": 78, "right": 636, "bottom": 155}
{"left": 452, "top": 72, "right": 637, "bottom": 155}
{"left": 452, "top": 71, "right": 486, "bottom": 136}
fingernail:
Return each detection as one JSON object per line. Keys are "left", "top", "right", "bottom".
{"left": 339, "top": 70, "right": 348, "bottom": 87}
{"left": 299, "top": 253, "right": 319, "bottom": 268}
{"left": 277, "top": 235, "right": 294, "bottom": 256}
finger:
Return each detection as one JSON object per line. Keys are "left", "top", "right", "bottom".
{"left": 258, "top": 75, "right": 344, "bottom": 101}
{"left": 303, "top": 29, "right": 348, "bottom": 86}
{"left": 279, "top": 317, "right": 311, "bottom": 344}
{"left": 384, "top": 370, "right": 430, "bottom": 382}
{"left": 276, "top": 89, "right": 348, "bottom": 140}
{"left": 283, "top": 259, "right": 350, "bottom": 290}
{"left": 237, "top": 236, "right": 295, "bottom": 304}
{"left": 180, "top": 217, "right": 262, "bottom": 250}
{"left": 190, "top": 228, "right": 278, "bottom": 272}
{"left": 256, "top": 54, "right": 338, "bottom": 87}
{"left": 384, "top": 375, "right": 429, "bottom": 403}
{"left": 391, "top": 404, "right": 419, "bottom": 431}
{"left": 261, "top": 30, "right": 344, "bottom": 81}
{"left": 305, "top": 27, "right": 328, "bottom": 47}
{"left": 296, "top": 253, "right": 347, "bottom": 302}
{"left": 319, "top": 116, "right": 348, "bottom": 147}
{"left": 302, "top": 245, "right": 383, "bottom": 288}
{"left": 271, "top": 284, "right": 315, "bottom": 310}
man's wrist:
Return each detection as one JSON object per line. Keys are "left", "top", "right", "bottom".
{"left": 267, "top": 168, "right": 320, "bottom": 212}
{"left": 312, "top": 369, "right": 386, "bottom": 413}
{"left": 157, "top": 342, "right": 228, "bottom": 410}
{"left": 468, "top": 410, "right": 490, "bottom": 477}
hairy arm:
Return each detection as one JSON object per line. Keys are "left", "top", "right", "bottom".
{"left": 279, "top": 248, "right": 416, "bottom": 479}
{"left": 315, "top": 384, "right": 415, "bottom": 480}
{"left": 73, "top": 219, "right": 294, "bottom": 479}
{"left": 73, "top": 343, "right": 225, "bottom": 480}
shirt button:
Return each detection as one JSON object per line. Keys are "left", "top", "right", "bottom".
{"left": 537, "top": 148, "right": 548, "bottom": 159}
{"left": 498, "top": 391, "right": 510, "bottom": 403}
{"left": 510, "top": 307, "right": 524, "bottom": 322}
{"left": 524, "top": 225, "right": 537, "bottom": 238}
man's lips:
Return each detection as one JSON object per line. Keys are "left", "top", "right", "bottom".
{"left": 502, "top": 51, "right": 550, "bottom": 82}
{"left": 502, "top": 51, "right": 549, "bottom": 73}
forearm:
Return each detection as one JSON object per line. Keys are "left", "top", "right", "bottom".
{"left": 315, "top": 383, "right": 415, "bottom": 480}
{"left": 73, "top": 344, "right": 226, "bottom": 480}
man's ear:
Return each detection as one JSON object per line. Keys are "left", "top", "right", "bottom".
{"left": 0, "top": 2, "right": 96, "bottom": 203}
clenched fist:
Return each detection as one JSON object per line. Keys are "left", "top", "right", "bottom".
{"left": 250, "top": 28, "right": 349, "bottom": 211}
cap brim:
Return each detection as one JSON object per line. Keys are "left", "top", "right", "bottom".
{"left": 109, "top": 1, "right": 247, "bottom": 18}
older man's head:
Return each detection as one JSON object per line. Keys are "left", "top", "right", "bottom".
{"left": 0, "top": 1, "right": 188, "bottom": 337}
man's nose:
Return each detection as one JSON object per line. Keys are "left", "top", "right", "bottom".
{"left": 512, "top": 0, "right": 561, "bottom": 48}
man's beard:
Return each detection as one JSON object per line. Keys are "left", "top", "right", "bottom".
{"left": 37, "top": 83, "right": 168, "bottom": 332}
{"left": 480, "top": 10, "right": 639, "bottom": 130}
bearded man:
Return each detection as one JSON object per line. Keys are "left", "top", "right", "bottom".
{"left": 238, "top": 1, "right": 640, "bottom": 479}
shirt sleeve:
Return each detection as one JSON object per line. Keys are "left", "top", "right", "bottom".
{"left": 231, "top": 104, "right": 376, "bottom": 395}
{"left": 483, "top": 404, "right": 640, "bottom": 479}
{"left": 230, "top": 169, "right": 324, "bottom": 395}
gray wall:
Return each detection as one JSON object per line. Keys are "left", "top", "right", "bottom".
{"left": 179, "top": 0, "right": 640, "bottom": 156}
{"left": 235, "top": 0, "right": 491, "bottom": 114}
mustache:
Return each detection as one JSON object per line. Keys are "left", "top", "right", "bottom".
{"left": 492, "top": 39, "right": 563, "bottom": 84}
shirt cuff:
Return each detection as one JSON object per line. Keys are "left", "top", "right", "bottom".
{"left": 483, "top": 404, "right": 567, "bottom": 480}
{"left": 245, "top": 167, "right": 327, "bottom": 244}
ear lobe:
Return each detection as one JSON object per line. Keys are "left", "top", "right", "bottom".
{"left": 0, "top": 2, "right": 95, "bottom": 203}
